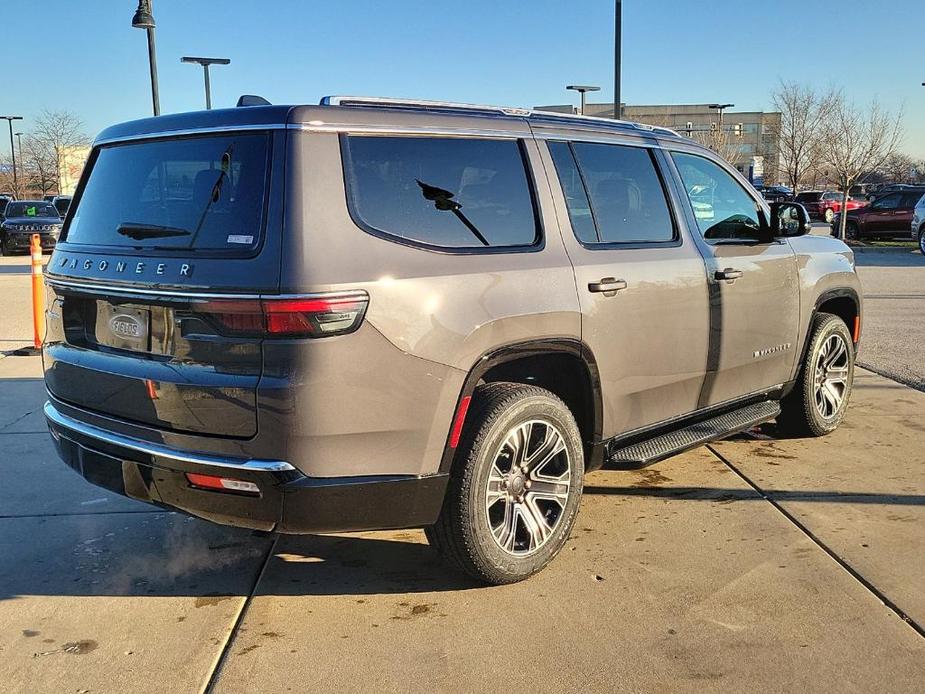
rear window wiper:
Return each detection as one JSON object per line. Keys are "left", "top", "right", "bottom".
{"left": 117, "top": 223, "right": 190, "bottom": 240}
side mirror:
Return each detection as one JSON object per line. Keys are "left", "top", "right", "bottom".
{"left": 770, "top": 201, "right": 811, "bottom": 237}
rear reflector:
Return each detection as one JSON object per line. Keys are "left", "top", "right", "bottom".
{"left": 193, "top": 292, "right": 368, "bottom": 338}
{"left": 186, "top": 472, "right": 260, "bottom": 495}
{"left": 853, "top": 316, "right": 861, "bottom": 343}
{"left": 448, "top": 395, "right": 472, "bottom": 449}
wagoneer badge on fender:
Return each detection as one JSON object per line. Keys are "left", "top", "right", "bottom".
{"left": 56, "top": 255, "right": 194, "bottom": 278}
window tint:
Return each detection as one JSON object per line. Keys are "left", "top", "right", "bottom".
{"left": 343, "top": 136, "right": 538, "bottom": 249}
{"left": 873, "top": 193, "right": 902, "bottom": 210}
{"left": 796, "top": 192, "right": 823, "bottom": 202}
{"left": 822, "top": 192, "right": 841, "bottom": 200}
{"left": 65, "top": 133, "right": 269, "bottom": 252}
{"left": 672, "top": 152, "right": 763, "bottom": 242}
{"left": 547, "top": 141, "right": 597, "bottom": 244}
{"left": 900, "top": 192, "right": 923, "bottom": 208}
{"left": 570, "top": 142, "right": 674, "bottom": 243}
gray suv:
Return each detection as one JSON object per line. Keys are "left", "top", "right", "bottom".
{"left": 43, "top": 97, "right": 862, "bottom": 584}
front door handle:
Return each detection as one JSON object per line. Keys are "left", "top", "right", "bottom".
{"left": 714, "top": 268, "right": 744, "bottom": 281}
{"left": 588, "top": 277, "right": 628, "bottom": 295}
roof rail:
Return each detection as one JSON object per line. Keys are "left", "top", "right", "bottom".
{"left": 319, "top": 95, "right": 681, "bottom": 138}
{"left": 320, "top": 95, "right": 531, "bottom": 117}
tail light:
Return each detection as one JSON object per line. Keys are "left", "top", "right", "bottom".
{"left": 192, "top": 291, "right": 368, "bottom": 338}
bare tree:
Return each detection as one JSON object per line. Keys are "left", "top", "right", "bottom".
{"left": 877, "top": 152, "right": 915, "bottom": 183}
{"left": 772, "top": 80, "right": 836, "bottom": 192}
{"left": 819, "top": 94, "right": 903, "bottom": 240}
{"left": 692, "top": 126, "right": 746, "bottom": 169}
{"left": 30, "top": 109, "right": 89, "bottom": 193}
{"left": 22, "top": 136, "right": 59, "bottom": 196}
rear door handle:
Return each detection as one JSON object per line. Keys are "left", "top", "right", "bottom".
{"left": 714, "top": 268, "right": 744, "bottom": 281}
{"left": 588, "top": 277, "right": 628, "bottom": 295}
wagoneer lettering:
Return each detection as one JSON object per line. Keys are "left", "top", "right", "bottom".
{"left": 43, "top": 96, "right": 862, "bottom": 584}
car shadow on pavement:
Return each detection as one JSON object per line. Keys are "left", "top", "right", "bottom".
{"left": 0, "top": 511, "right": 479, "bottom": 601}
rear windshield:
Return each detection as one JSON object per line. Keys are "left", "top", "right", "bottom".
{"left": 64, "top": 133, "right": 269, "bottom": 252}
{"left": 795, "top": 192, "right": 823, "bottom": 202}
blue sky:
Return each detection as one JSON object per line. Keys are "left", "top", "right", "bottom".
{"left": 4, "top": 0, "right": 924, "bottom": 157}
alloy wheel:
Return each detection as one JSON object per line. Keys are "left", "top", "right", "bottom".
{"left": 485, "top": 419, "right": 571, "bottom": 556}
{"left": 919, "top": 229, "right": 925, "bottom": 255}
{"left": 813, "top": 334, "right": 850, "bottom": 419}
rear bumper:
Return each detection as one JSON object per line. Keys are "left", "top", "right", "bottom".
{"left": 45, "top": 400, "right": 448, "bottom": 533}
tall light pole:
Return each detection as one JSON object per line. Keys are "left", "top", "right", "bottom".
{"left": 181, "top": 57, "right": 231, "bottom": 109}
{"left": 132, "top": 0, "right": 160, "bottom": 116}
{"left": 709, "top": 103, "right": 735, "bottom": 132}
{"left": 14, "top": 133, "right": 23, "bottom": 191}
{"left": 614, "top": 0, "right": 622, "bottom": 119}
{"left": 566, "top": 85, "right": 601, "bottom": 116}
{"left": 1, "top": 115, "right": 23, "bottom": 195}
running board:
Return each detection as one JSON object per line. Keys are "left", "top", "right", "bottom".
{"left": 606, "top": 400, "right": 781, "bottom": 469}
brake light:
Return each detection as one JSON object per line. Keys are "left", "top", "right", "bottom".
{"left": 193, "top": 292, "right": 368, "bottom": 338}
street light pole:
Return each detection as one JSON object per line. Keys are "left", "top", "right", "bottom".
{"left": 566, "top": 85, "right": 601, "bottom": 116}
{"left": 709, "top": 103, "right": 735, "bottom": 132}
{"left": 1, "top": 115, "right": 23, "bottom": 195}
{"left": 614, "top": 0, "right": 622, "bottom": 119}
{"left": 14, "top": 133, "right": 23, "bottom": 189}
{"left": 181, "top": 57, "right": 231, "bottom": 109}
{"left": 132, "top": 1, "right": 160, "bottom": 116}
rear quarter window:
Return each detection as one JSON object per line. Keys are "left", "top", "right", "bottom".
{"left": 342, "top": 135, "right": 540, "bottom": 251}
{"left": 64, "top": 133, "right": 270, "bottom": 253}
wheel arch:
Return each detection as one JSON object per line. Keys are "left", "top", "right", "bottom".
{"left": 791, "top": 287, "right": 861, "bottom": 387}
{"left": 438, "top": 339, "right": 604, "bottom": 474}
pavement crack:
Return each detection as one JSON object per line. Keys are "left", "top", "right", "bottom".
{"left": 857, "top": 363, "right": 925, "bottom": 393}
{"left": 0, "top": 510, "right": 164, "bottom": 519}
{"left": 202, "top": 533, "right": 279, "bottom": 693}
{"left": 706, "top": 443, "right": 925, "bottom": 641}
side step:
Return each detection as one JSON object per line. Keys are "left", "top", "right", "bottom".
{"left": 607, "top": 400, "right": 781, "bottom": 469}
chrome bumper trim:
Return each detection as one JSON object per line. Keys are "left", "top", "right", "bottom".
{"left": 43, "top": 401, "right": 294, "bottom": 472}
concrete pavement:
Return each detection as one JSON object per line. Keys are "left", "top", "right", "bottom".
{"left": 1, "top": 349, "right": 923, "bottom": 693}
{"left": 1, "top": 249, "right": 923, "bottom": 692}
{"left": 854, "top": 247, "right": 925, "bottom": 391}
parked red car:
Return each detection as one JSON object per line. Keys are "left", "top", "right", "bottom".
{"left": 794, "top": 191, "right": 866, "bottom": 223}
{"left": 836, "top": 188, "right": 925, "bottom": 240}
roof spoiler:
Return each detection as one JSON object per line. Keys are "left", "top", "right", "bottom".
{"left": 236, "top": 94, "right": 271, "bottom": 107}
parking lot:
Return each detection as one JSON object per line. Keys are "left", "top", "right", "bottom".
{"left": 1, "top": 248, "right": 924, "bottom": 692}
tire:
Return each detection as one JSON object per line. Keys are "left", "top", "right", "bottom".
{"left": 0, "top": 237, "right": 7, "bottom": 256}
{"left": 919, "top": 227, "right": 925, "bottom": 256}
{"left": 426, "top": 382, "right": 584, "bottom": 584}
{"left": 844, "top": 221, "right": 860, "bottom": 241}
{"left": 824, "top": 208, "right": 835, "bottom": 224}
{"left": 778, "top": 313, "right": 855, "bottom": 437}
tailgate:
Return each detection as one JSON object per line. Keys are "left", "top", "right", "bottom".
{"left": 42, "top": 127, "right": 286, "bottom": 438}
{"left": 44, "top": 284, "right": 262, "bottom": 437}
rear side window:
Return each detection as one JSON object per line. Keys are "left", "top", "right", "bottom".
{"left": 549, "top": 141, "right": 674, "bottom": 245}
{"left": 547, "top": 141, "right": 597, "bottom": 244}
{"left": 64, "top": 133, "right": 270, "bottom": 252}
{"left": 796, "top": 192, "right": 823, "bottom": 202}
{"left": 343, "top": 136, "right": 539, "bottom": 250}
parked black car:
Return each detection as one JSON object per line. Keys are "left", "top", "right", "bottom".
{"left": 0, "top": 200, "right": 63, "bottom": 254}
{"left": 758, "top": 185, "right": 793, "bottom": 203}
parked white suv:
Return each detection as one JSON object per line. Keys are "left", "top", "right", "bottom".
{"left": 912, "top": 193, "right": 925, "bottom": 255}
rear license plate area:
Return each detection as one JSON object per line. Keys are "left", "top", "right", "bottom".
{"left": 94, "top": 302, "right": 151, "bottom": 351}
